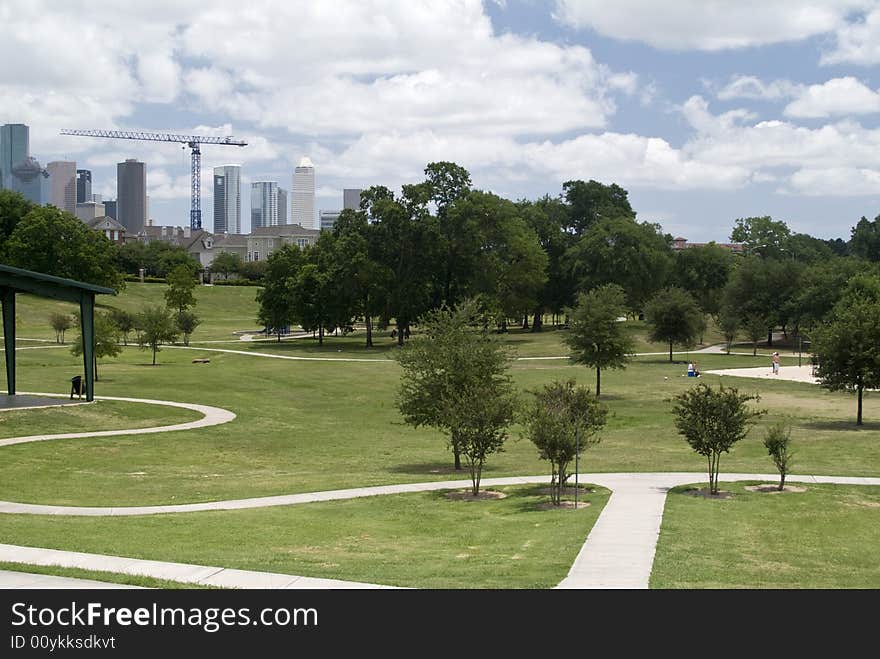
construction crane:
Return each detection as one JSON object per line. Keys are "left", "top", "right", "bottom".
{"left": 60, "top": 129, "right": 247, "bottom": 230}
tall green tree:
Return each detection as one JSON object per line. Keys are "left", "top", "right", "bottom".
{"left": 730, "top": 216, "right": 791, "bottom": 259}
{"left": 671, "top": 384, "right": 764, "bottom": 495}
{"left": 812, "top": 276, "right": 880, "bottom": 425}
{"left": 0, "top": 189, "right": 36, "bottom": 249}
{"left": 524, "top": 379, "right": 608, "bottom": 505}
{"left": 850, "top": 215, "right": 880, "bottom": 262}
{"left": 135, "top": 305, "right": 179, "bottom": 365}
{"left": 563, "top": 284, "right": 634, "bottom": 396}
{"left": 4, "top": 205, "right": 123, "bottom": 290}
{"left": 164, "top": 264, "right": 197, "bottom": 313}
{"left": 562, "top": 179, "right": 635, "bottom": 234}
{"left": 673, "top": 243, "right": 733, "bottom": 317}
{"left": 211, "top": 252, "right": 242, "bottom": 279}
{"left": 644, "top": 287, "right": 703, "bottom": 362}
{"left": 394, "top": 299, "right": 515, "bottom": 473}
{"left": 256, "top": 245, "right": 303, "bottom": 341}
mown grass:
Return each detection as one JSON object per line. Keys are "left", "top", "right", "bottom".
{"left": 651, "top": 483, "right": 880, "bottom": 588}
{"left": 0, "top": 484, "right": 609, "bottom": 588}
{"left": 0, "top": 561, "right": 215, "bottom": 589}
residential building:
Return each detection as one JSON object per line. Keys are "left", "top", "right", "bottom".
{"left": 47, "top": 161, "right": 77, "bottom": 214}
{"left": 76, "top": 169, "right": 91, "bottom": 203}
{"left": 292, "top": 156, "right": 315, "bottom": 229}
{"left": 117, "top": 159, "right": 146, "bottom": 233}
{"left": 251, "top": 181, "right": 278, "bottom": 230}
{"left": 278, "top": 187, "right": 288, "bottom": 225}
{"left": 75, "top": 201, "right": 105, "bottom": 223}
{"left": 137, "top": 225, "right": 216, "bottom": 269}
{"left": 213, "top": 164, "right": 241, "bottom": 234}
{"left": 10, "top": 157, "right": 49, "bottom": 205}
{"left": 320, "top": 210, "right": 341, "bottom": 231}
{"left": 343, "top": 188, "right": 362, "bottom": 211}
{"left": 672, "top": 237, "right": 744, "bottom": 254}
{"left": 243, "top": 224, "right": 320, "bottom": 262}
{"left": 88, "top": 216, "right": 125, "bottom": 244}
{"left": 0, "top": 123, "right": 28, "bottom": 191}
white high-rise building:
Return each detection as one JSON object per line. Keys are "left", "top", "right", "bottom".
{"left": 47, "top": 161, "right": 77, "bottom": 214}
{"left": 251, "top": 181, "right": 278, "bottom": 231}
{"left": 213, "top": 164, "right": 241, "bottom": 234}
{"left": 292, "top": 156, "right": 315, "bottom": 229}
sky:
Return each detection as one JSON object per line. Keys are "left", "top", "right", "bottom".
{"left": 3, "top": 0, "right": 880, "bottom": 240}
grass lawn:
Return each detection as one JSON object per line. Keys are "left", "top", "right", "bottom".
{"left": 0, "top": 562, "right": 213, "bottom": 589}
{"left": 651, "top": 482, "right": 880, "bottom": 588}
{"left": 0, "top": 399, "right": 200, "bottom": 440}
{"left": 0, "top": 484, "right": 609, "bottom": 588}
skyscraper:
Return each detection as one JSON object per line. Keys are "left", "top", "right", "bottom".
{"left": 10, "top": 157, "right": 49, "bottom": 205}
{"left": 0, "top": 123, "right": 29, "bottom": 191}
{"left": 292, "top": 157, "right": 315, "bottom": 229}
{"left": 251, "top": 181, "right": 278, "bottom": 230}
{"left": 343, "top": 188, "right": 362, "bottom": 211}
{"left": 47, "top": 161, "right": 77, "bottom": 214}
{"left": 213, "top": 164, "right": 241, "bottom": 234}
{"left": 117, "top": 159, "right": 146, "bottom": 233}
{"left": 277, "top": 187, "right": 288, "bottom": 225}
{"left": 76, "top": 169, "right": 92, "bottom": 204}
{"left": 104, "top": 200, "right": 117, "bottom": 220}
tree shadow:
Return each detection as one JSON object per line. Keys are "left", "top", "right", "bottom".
{"left": 388, "top": 462, "right": 467, "bottom": 476}
{"left": 801, "top": 419, "right": 880, "bottom": 432}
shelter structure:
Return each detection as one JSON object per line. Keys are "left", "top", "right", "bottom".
{"left": 0, "top": 264, "right": 115, "bottom": 401}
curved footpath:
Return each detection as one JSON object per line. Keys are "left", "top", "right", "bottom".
{"left": 1, "top": 472, "right": 878, "bottom": 589}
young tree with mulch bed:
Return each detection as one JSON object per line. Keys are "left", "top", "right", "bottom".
{"left": 671, "top": 383, "right": 764, "bottom": 495}
{"left": 763, "top": 423, "right": 794, "bottom": 491}
{"left": 524, "top": 379, "right": 607, "bottom": 505}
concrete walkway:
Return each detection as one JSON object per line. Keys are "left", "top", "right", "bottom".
{"left": 704, "top": 364, "right": 818, "bottom": 384}
{"left": 1, "top": 473, "right": 878, "bottom": 589}
{"left": 0, "top": 392, "right": 235, "bottom": 448}
{"left": 0, "top": 569, "right": 142, "bottom": 589}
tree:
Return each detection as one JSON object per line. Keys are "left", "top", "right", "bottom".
{"left": 730, "top": 216, "right": 791, "bottom": 259}
{"left": 107, "top": 308, "right": 136, "bottom": 346}
{"left": 763, "top": 423, "right": 794, "bottom": 491}
{"left": 49, "top": 312, "right": 73, "bottom": 344}
{"left": 164, "top": 264, "right": 197, "bottom": 313}
{"left": 0, "top": 189, "right": 36, "bottom": 249}
{"left": 717, "top": 304, "right": 739, "bottom": 354}
{"left": 211, "top": 251, "right": 242, "bottom": 279}
{"left": 644, "top": 287, "right": 703, "bottom": 362}
{"left": 671, "top": 383, "right": 764, "bottom": 495}
{"left": 5, "top": 205, "right": 123, "bottom": 290}
{"left": 562, "top": 179, "right": 635, "bottom": 234}
{"left": 238, "top": 260, "right": 268, "bottom": 282}
{"left": 850, "top": 215, "right": 880, "bottom": 262}
{"left": 812, "top": 277, "right": 880, "bottom": 425}
{"left": 135, "top": 305, "right": 179, "bottom": 365}
{"left": 563, "top": 284, "right": 634, "bottom": 396}
{"left": 673, "top": 243, "right": 733, "bottom": 317}
{"left": 566, "top": 217, "right": 673, "bottom": 311}
{"left": 394, "top": 300, "right": 515, "bottom": 474}
{"left": 256, "top": 245, "right": 302, "bottom": 341}
{"left": 742, "top": 313, "right": 770, "bottom": 356}
{"left": 70, "top": 311, "right": 122, "bottom": 381}
{"left": 524, "top": 380, "right": 608, "bottom": 505}
{"left": 175, "top": 310, "right": 201, "bottom": 346}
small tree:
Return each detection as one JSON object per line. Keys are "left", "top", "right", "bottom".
{"left": 70, "top": 312, "right": 122, "bottom": 381}
{"left": 49, "top": 312, "right": 73, "bottom": 344}
{"left": 524, "top": 380, "right": 607, "bottom": 505}
{"left": 717, "top": 305, "right": 739, "bottom": 355}
{"left": 211, "top": 252, "right": 242, "bottom": 280}
{"left": 175, "top": 310, "right": 201, "bottom": 346}
{"left": 671, "top": 383, "right": 764, "bottom": 495}
{"left": 644, "top": 287, "right": 703, "bottom": 362}
{"left": 135, "top": 305, "right": 179, "bottom": 365}
{"left": 763, "top": 423, "right": 794, "bottom": 491}
{"left": 743, "top": 313, "right": 769, "bottom": 356}
{"left": 107, "top": 308, "right": 136, "bottom": 345}
{"left": 563, "top": 284, "right": 634, "bottom": 397}
{"left": 164, "top": 264, "right": 197, "bottom": 313}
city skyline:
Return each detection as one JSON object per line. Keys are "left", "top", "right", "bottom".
{"left": 3, "top": 2, "right": 880, "bottom": 241}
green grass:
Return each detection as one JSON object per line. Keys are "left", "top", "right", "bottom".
{"left": 0, "top": 484, "right": 609, "bottom": 588}
{"left": 651, "top": 482, "right": 880, "bottom": 588}
{"left": 0, "top": 399, "right": 200, "bottom": 440}
{"left": 0, "top": 562, "right": 215, "bottom": 589}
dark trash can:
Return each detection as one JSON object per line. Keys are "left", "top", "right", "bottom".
{"left": 70, "top": 375, "right": 83, "bottom": 399}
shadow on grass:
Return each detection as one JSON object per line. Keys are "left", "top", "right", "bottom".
{"left": 801, "top": 419, "right": 880, "bottom": 432}
{"left": 388, "top": 462, "right": 469, "bottom": 476}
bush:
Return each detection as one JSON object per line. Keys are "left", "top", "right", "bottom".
{"left": 124, "top": 274, "right": 166, "bottom": 284}
{"left": 763, "top": 423, "right": 794, "bottom": 491}
{"left": 211, "top": 279, "right": 262, "bottom": 287}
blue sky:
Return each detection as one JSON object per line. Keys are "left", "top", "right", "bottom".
{"left": 4, "top": 0, "right": 880, "bottom": 241}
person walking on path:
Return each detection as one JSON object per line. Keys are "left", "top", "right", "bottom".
{"left": 772, "top": 351, "right": 780, "bottom": 375}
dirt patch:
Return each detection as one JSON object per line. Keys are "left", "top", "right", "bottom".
{"left": 444, "top": 489, "right": 507, "bottom": 501}
{"left": 682, "top": 487, "right": 733, "bottom": 500}
{"left": 744, "top": 484, "right": 807, "bottom": 493}
{"left": 536, "top": 500, "right": 591, "bottom": 510}
{"left": 537, "top": 486, "right": 595, "bottom": 496}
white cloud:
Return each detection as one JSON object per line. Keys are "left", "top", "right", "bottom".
{"left": 716, "top": 76, "right": 801, "bottom": 101}
{"left": 783, "top": 77, "right": 880, "bottom": 117}
{"left": 787, "top": 167, "right": 880, "bottom": 195}
{"left": 821, "top": 7, "right": 880, "bottom": 64}
{"left": 553, "top": 0, "right": 863, "bottom": 51}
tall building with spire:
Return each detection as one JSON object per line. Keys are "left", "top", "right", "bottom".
{"left": 213, "top": 164, "right": 241, "bottom": 234}
{"left": 47, "top": 161, "right": 77, "bottom": 214}
{"left": 292, "top": 156, "right": 315, "bottom": 229}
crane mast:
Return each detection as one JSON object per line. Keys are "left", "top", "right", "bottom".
{"left": 60, "top": 128, "right": 247, "bottom": 230}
